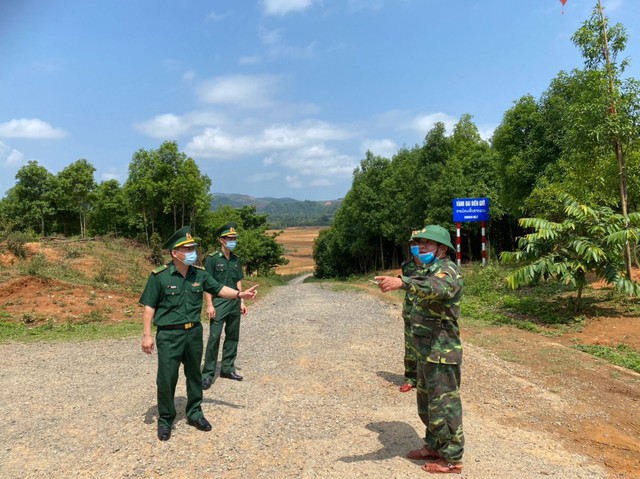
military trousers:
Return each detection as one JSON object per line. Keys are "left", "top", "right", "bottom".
{"left": 415, "top": 359, "right": 464, "bottom": 463}
{"left": 202, "top": 308, "right": 241, "bottom": 380}
{"left": 403, "top": 314, "right": 417, "bottom": 385}
{"left": 155, "top": 323, "right": 204, "bottom": 428}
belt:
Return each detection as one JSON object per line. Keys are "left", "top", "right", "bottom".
{"left": 156, "top": 322, "right": 200, "bottom": 331}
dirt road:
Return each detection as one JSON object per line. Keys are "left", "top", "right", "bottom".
{"left": 0, "top": 282, "right": 629, "bottom": 478}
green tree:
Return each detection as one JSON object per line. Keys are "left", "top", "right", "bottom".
{"left": 500, "top": 194, "right": 640, "bottom": 310}
{"left": 55, "top": 159, "right": 97, "bottom": 237}
{"left": 9, "top": 161, "right": 58, "bottom": 235}
{"left": 89, "top": 179, "right": 129, "bottom": 236}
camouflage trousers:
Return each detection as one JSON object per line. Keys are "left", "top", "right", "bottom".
{"left": 413, "top": 338, "right": 464, "bottom": 462}
{"left": 403, "top": 315, "right": 417, "bottom": 385}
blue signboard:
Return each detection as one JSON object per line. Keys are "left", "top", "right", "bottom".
{"left": 453, "top": 197, "right": 490, "bottom": 222}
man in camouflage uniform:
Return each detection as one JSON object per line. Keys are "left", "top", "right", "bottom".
{"left": 399, "top": 252, "right": 418, "bottom": 392}
{"left": 140, "top": 226, "right": 257, "bottom": 441}
{"left": 376, "top": 225, "right": 464, "bottom": 474}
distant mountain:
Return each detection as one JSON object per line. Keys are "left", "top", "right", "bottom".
{"left": 211, "top": 193, "right": 343, "bottom": 228}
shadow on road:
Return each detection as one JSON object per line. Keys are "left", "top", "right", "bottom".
{"left": 338, "top": 421, "right": 421, "bottom": 463}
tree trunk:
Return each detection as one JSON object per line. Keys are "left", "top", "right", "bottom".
{"left": 379, "top": 235, "right": 384, "bottom": 270}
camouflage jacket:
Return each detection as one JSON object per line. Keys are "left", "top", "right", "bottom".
{"left": 401, "top": 256, "right": 463, "bottom": 364}
{"left": 401, "top": 258, "right": 418, "bottom": 321}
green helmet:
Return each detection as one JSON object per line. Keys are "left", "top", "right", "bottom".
{"left": 411, "top": 225, "right": 455, "bottom": 253}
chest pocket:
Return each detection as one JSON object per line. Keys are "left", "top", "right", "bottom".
{"left": 163, "top": 286, "right": 183, "bottom": 307}
{"left": 215, "top": 263, "right": 226, "bottom": 273}
{"left": 188, "top": 285, "right": 203, "bottom": 304}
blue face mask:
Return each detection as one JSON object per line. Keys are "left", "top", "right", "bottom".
{"left": 181, "top": 251, "right": 198, "bottom": 266}
{"left": 226, "top": 240, "right": 237, "bottom": 251}
{"left": 418, "top": 251, "right": 435, "bottom": 265}
{"left": 410, "top": 245, "right": 420, "bottom": 257}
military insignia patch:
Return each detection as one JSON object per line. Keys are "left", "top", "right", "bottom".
{"left": 192, "top": 282, "right": 200, "bottom": 287}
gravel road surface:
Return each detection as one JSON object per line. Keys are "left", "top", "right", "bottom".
{"left": 0, "top": 282, "right": 606, "bottom": 478}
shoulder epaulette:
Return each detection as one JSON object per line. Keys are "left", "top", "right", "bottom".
{"left": 193, "top": 265, "right": 205, "bottom": 270}
{"left": 152, "top": 264, "right": 168, "bottom": 274}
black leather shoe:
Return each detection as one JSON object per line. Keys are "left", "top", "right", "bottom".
{"left": 220, "top": 371, "right": 243, "bottom": 381}
{"left": 202, "top": 377, "right": 213, "bottom": 390}
{"left": 187, "top": 416, "right": 212, "bottom": 432}
{"left": 157, "top": 426, "right": 171, "bottom": 441}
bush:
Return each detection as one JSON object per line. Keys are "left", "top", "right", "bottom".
{"left": 5, "top": 231, "right": 37, "bottom": 259}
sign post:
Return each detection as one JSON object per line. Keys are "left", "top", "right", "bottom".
{"left": 452, "top": 197, "right": 490, "bottom": 266}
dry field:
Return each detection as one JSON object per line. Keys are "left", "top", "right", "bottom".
{"left": 269, "top": 226, "right": 326, "bottom": 276}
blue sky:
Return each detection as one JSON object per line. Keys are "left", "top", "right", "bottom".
{"left": 1, "top": 0, "right": 639, "bottom": 201}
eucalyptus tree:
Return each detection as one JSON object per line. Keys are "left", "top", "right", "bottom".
{"left": 90, "top": 179, "right": 128, "bottom": 236}
{"left": 569, "top": 1, "right": 640, "bottom": 276}
{"left": 55, "top": 159, "right": 97, "bottom": 237}
{"left": 9, "top": 161, "right": 58, "bottom": 235}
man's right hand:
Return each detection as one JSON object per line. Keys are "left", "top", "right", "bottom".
{"left": 207, "top": 304, "right": 216, "bottom": 320}
{"left": 142, "top": 335, "right": 155, "bottom": 354}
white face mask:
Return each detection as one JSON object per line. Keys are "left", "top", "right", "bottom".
{"left": 225, "top": 240, "right": 237, "bottom": 250}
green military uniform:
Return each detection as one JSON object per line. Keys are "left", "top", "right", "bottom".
{"left": 139, "top": 228, "right": 224, "bottom": 430}
{"left": 401, "top": 258, "right": 419, "bottom": 386}
{"left": 401, "top": 226, "right": 465, "bottom": 464}
{"left": 202, "top": 249, "right": 244, "bottom": 380}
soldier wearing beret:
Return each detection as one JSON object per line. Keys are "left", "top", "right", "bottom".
{"left": 375, "top": 225, "right": 464, "bottom": 475}
{"left": 202, "top": 222, "right": 246, "bottom": 388}
{"left": 140, "top": 226, "right": 257, "bottom": 441}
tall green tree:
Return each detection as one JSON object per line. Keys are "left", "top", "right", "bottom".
{"left": 9, "top": 161, "right": 58, "bottom": 235}
{"left": 90, "top": 179, "right": 129, "bottom": 236}
{"left": 55, "top": 159, "right": 97, "bottom": 237}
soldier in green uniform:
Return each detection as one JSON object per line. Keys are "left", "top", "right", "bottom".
{"left": 140, "top": 226, "right": 257, "bottom": 441}
{"left": 376, "top": 225, "right": 464, "bottom": 474}
{"left": 399, "top": 247, "right": 418, "bottom": 392}
{"left": 202, "top": 222, "right": 246, "bottom": 388}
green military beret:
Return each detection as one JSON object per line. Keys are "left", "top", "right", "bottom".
{"left": 412, "top": 225, "right": 455, "bottom": 252}
{"left": 162, "top": 225, "right": 198, "bottom": 250}
{"left": 216, "top": 222, "right": 238, "bottom": 238}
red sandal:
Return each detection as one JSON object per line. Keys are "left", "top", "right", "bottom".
{"left": 399, "top": 383, "right": 416, "bottom": 392}
{"left": 421, "top": 461, "right": 462, "bottom": 474}
{"left": 406, "top": 446, "right": 440, "bottom": 460}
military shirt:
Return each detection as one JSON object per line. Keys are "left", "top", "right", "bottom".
{"left": 401, "top": 256, "right": 463, "bottom": 365}
{"left": 139, "top": 262, "right": 224, "bottom": 327}
{"left": 401, "top": 258, "right": 419, "bottom": 321}
{"left": 204, "top": 251, "right": 244, "bottom": 316}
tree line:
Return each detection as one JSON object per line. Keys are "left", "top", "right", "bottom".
{"left": 0, "top": 141, "right": 287, "bottom": 275}
{"left": 314, "top": 4, "right": 640, "bottom": 280}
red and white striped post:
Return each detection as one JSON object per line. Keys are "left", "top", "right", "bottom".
{"left": 456, "top": 222, "right": 461, "bottom": 267}
{"left": 481, "top": 221, "right": 486, "bottom": 266}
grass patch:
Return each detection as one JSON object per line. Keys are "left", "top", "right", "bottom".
{"left": 573, "top": 343, "right": 640, "bottom": 373}
{"left": 0, "top": 320, "right": 141, "bottom": 342}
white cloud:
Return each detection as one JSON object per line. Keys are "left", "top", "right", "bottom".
{"left": 360, "top": 138, "right": 397, "bottom": 158}
{"left": 265, "top": 144, "right": 357, "bottom": 184}
{"left": 197, "top": 74, "right": 279, "bottom": 108}
{"left": 0, "top": 119, "right": 66, "bottom": 139}
{"left": 134, "top": 111, "right": 228, "bottom": 139}
{"left": 477, "top": 124, "right": 497, "bottom": 141}
{"left": 186, "top": 128, "right": 258, "bottom": 158}
{"left": 262, "top": 0, "right": 315, "bottom": 16}
{"left": 101, "top": 172, "right": 123, "bottom": 182}
{"left": 6, "top": 149, "right": 25, "bottom": 166}
{"left": 411, "top": 113, "right": 457, "bottom": 136}
{"left": 186, "top": 120, "right": 354, "bottom": 159}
